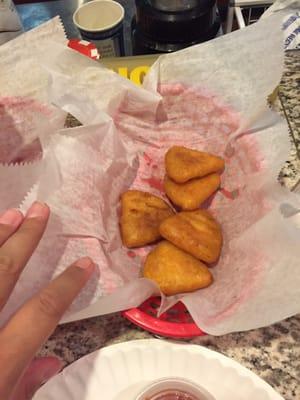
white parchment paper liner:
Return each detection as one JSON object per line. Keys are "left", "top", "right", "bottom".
{"left": 0, "top": 7, "right": 299, "bottom": 335}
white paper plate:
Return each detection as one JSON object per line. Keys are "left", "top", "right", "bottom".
{"left": 33, "top": 339, "right": 284, "bottom": 400}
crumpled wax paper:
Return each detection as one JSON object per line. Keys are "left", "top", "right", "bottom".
{"left": 261, "top": 0, "right": 300, "bottom": 50}
{"left": 0, "top": 18, "right": 160, "bottom": 326}
{"left": 0, "top": 120, "right": 140, "bottom": 325}
{"left": 0, "top": 16, "right": 67, "bottom": 210}
{"left": 1, "top": 7, "right": 299, "bottom": 335}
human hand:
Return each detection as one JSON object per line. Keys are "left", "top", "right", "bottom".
{"left": 0, "top": 202, "right": 95, "bottom": 399}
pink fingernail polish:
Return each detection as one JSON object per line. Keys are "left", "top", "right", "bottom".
{"left": 0, "top": 209, "right": 23, "bottom": 227}
{"left": 26, "top": 201, "right": 50, "bottom": 219}
{"left": 76, "top": 257, "right": 94, "bottom": 270}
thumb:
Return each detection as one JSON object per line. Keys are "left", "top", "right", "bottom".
{"left": 11, "top": 357, "right": 63, "bottom": 400}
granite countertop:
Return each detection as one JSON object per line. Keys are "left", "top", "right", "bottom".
{"left": 39, "top": 50, "right": 300, "bottom": 400}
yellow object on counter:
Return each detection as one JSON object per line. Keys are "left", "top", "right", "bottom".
{"left": 100, "top": 54, "right": 158, "bottom": 85}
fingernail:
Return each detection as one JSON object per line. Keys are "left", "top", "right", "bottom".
{"left": 40, "top": 358, "right": 64, "bottom": 383}
{"left": 76, "top": 257, "right": 94, "bottom": 270}
{"left": 26, "top": 201, "right": 49, "bottom": 219}
{"left": 28, "top": 357, "right": 64, "bottom": 397}
{"left": 0, "top": 209, "right": 23, "bottom": 227}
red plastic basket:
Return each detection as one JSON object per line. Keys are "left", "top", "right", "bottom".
{"left": 122, "top": 297, "right": 205, "bottom": 339}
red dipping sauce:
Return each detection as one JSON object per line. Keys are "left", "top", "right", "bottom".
{"left": 148, "top": 389, "right": 199, "bottom": 400}
{"left": 136, "top": 378, "right": 214, "bottom": 400}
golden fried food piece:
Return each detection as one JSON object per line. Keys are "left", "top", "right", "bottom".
{"left": 120, "top": 190, "right": 174, "bottom": 248}
{"left": 159, "top": 210, "right": 222, "bottom": 263}
{"left": 164, "top": 173, "right": 221, "bottom": 210}
{"left": 165, "top": 146, "right": 225, "bottom": 183}
{"left": 143, "top": 241, "right": 213, "bottom": 295}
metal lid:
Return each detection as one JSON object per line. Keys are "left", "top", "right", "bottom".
{"left": 135, "top": 0, "right": 218, "bottom": 44}
{"left": 149, "top": 0, "right": 201, "bottom": 11}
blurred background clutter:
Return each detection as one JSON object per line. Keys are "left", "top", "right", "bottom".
{"left": 1, "top": 0, "right": 276, "bottom": 55}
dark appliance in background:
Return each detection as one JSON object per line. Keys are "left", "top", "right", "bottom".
{"left": 132, "top": 0, "right": 221, "bottom": 55}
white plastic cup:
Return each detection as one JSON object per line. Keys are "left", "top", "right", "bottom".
{"left": 135, "top": 377, "right": 215, "bottom": 400}
{"left": 73, "top": 0, "right": 125, "bottom": 57}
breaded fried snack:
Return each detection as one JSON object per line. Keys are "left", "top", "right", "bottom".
{"left": 120, "top": 190, "right": 174, "bottom": 248}
{"left": 159, "top": 210, "right": 223, "bottom": 263}
{"left": 143, "top": 241, "right": 213, "bottom": 295}
{"left": 164, "top": 173, "right": 221, "bottom": 210}
{"left": 165, "top": 146, "right": 225, "bottom": 183}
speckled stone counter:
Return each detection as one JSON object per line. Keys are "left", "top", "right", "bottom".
{"left": 277, "top": 50, "right": 300, "bottom": 191}
{"left": 39, "top": 50, "right": 300, "bottom": 400}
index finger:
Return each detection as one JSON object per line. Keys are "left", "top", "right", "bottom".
{"left": 0, "top": 202, "right": 50, "bottom": 311}
{"left": 0, "top": 257, "right": 95, "bottom": 399}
